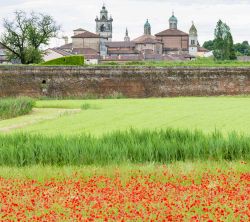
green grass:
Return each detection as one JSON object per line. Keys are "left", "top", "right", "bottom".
{"left": 40, "top": 55, "right": 84, "bottom": 66}
{"left": 0, "top": 161, "right": 248, "bottom": 181}
{"left": 4, "top": 97, "right": 248, "bottom": 136}
{"left": 98, "top": 58, "right": 250, "bottom": 67}
{"left": 0, "top": 129, "right": 249, "bottom": 167}
{"left": 0, "top": 97, "right": 35, "bottom": 120}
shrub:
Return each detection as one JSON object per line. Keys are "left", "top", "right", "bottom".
{"left": 0, "top": 97, "right": 35, "bottom": 120}
{"left": 41, "top": 55, "right": 84, "bottom": 66}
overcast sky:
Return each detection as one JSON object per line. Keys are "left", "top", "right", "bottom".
{"left": 0, "top": 0, "right": 249, "bottom": 47}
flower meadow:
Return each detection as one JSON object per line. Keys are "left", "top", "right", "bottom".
{"left": 0, "top": 165, "right": 249, "bottom": 221}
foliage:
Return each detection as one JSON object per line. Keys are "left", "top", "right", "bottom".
{"left": 0, "top": 11, "right": 60, "bottom": 64}
{"left": 40, "top": 55, "right": 84, "bottom": 66}
{"left": 213, "top": 20, "right": 236, "bottom": 60}
{"left": 0, "top": 97, "right": 35, "bottom": 120}
{"left": 202, "top": 40, "right": 215, "bottom": 51}
{"left": 234, "top": 41, "right": 250, "bottom": 56}
{"left": 0, "top": 129, "right": 249, "bottom": 166}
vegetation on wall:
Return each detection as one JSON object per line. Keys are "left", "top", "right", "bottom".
{"left": 41, "top": 55, "right": 85, "bottom": 66}
{"left": 99, "top": 58, "right": 250, "bottom": 67}
{"left": 0, "top": 11, "right": 60, "bottom": 64}
{"left": 0, "top": 97, "right": 35, "bottom": 120}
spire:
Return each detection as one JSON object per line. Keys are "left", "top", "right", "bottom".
{"left": 189, "top": 21, "right": 198, "bottom": 36}
{"left": 124, "top": 28, "right": 130, "bottom": 42}
{"left": 144, "top": 19, "right": 151, "bottom": 35}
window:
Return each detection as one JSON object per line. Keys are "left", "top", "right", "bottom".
{"left": 191, "top": 40, "right": 195, "bottom": 45}
{"left": 100, "top": 24, "right": 105, "bottom": 32}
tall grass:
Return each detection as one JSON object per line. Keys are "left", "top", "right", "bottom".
{"left": 0, "top": 97, "right": 35, "bottom": 120}
{"left": 0, "top": 129, "right": 249, "bottom": 166}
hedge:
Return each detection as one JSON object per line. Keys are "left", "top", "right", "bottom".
{"left": 41, "top": 55, "right": 85, "bottom": 66}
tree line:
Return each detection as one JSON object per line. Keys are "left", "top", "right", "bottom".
{"left": 203, "top": 20, "right": 250, "bottom": 59}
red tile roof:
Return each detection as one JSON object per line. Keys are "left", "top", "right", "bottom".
{"left": 198, "top": 46, "right": 209, "bottom": 52}
{"left": 155, "top": 29, "right": 188, "bottom": 36}
{"left": 57, "top": 43, "right": 73, "bottom": 50}
{"left": 133, "top": 35, "right": 162, "bottom": 44}
{"left": 106, "top": 41, "right": 136, "bottom": 48}
{"left": 72, "top": 31, "right": 100, "bottom": 38}
{"left": 73, "top": 28, "right": 86, "bottom": 31}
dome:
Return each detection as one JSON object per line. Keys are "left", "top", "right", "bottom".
{"left": 189, "top": 22, "right": 197, "bottom": 36}
{"left": 100, "top": 5, "right": 108, "bottom": 13}
{"left": 169, "top": 12, "right": 178, "bottom": 29}
{"left": 144, "top": 19, "right": 151, "bottom": 28}
{"left": 169, "top": 13, "right": 178, "bottom": 23}
{"left": 144, "top": 19, "right": 151, "bottom": 35}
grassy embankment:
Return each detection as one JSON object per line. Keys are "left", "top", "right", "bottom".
{"left": 0, "top": 97, "right": 35, "bottom": 120}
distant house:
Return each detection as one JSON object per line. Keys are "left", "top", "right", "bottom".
{"left": 43, "top": 29, "right": 101, "bottom": 65}
{"left": 43, "top": 48, "right": 72, "bottom": 62}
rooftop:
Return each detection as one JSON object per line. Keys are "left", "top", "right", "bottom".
{"left": 155, "top": 29, "right": 188, "bottom": 37}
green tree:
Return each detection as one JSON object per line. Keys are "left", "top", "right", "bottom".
{"left": 234, "top": 41, "right": 250, "bottom": 56}
{"left": 202, "top": 40, "right": 215, "bottom": 51}
{"left": 1, "top": 11, "right": 60, "bottom": 64}
{"left": 213, "top": 20, "right": 236, "bottom": 60}
{"left": 226, "top": 33, "right": 237, "bottom": 60}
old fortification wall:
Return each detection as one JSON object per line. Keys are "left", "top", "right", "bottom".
{"left": 0, "top": 66, "right": 250, "bottom": 97}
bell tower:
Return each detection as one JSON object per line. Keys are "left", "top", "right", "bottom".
{"left": 95, "top": 4, "right": 113, "bottom": 40}
{"left": 189, "top": 21, "right": 198, "bottom": 56}
{"left": 95, "top": 4, "right": 113, "bottom": 56}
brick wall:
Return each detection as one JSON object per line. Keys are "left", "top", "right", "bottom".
{"left": 0, "top": 66, "right": 249, "bottom": 98}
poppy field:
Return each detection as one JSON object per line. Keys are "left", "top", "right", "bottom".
{"left": 0, "top": 98, "right": 250, "bottom": 221}
{"left": 0, "top": 162, "right": 249, "bottom": 221}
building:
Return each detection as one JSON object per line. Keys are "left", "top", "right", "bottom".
{"left": 105, "top": 20, "right": 163, "bottom": 58}
{"left": 44, "top": 6, "right": 210, "bottom": 63}
{"left": 132, "top": 20, "right": 163, "bottom": 55}
{"left": 155, "top": 12, "right": 189, "bottom": 54}
{"left": 189, "top": 22, "right": 210, "bottom": 57}
{"left": 95, "top": 5, "right": 113, "bottom": 55}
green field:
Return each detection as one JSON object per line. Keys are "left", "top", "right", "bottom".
{"left": 1, "top": 97, "right": 250, "bottom": 136}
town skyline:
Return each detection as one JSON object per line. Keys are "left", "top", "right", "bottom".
{"left": 0, "top": 0, "right": 249, "bottom": 47}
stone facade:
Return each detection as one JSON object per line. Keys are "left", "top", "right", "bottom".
{"left": 0, "top": 66, "right": 249, "bottom": 98}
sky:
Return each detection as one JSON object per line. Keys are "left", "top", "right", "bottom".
{"left": 0, "top": 0, "right": 249, "bottom": 47}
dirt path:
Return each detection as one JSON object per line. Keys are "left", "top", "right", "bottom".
{"left": 0, "top": 108, "right": 81, "bottom": 133}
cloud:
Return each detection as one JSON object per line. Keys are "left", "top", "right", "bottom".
{"left": 0, "top": 0, "right": 249, "bottom": 47}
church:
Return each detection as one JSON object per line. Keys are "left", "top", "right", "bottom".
{"left": 43, "top": 5, "right": 209, "bottom": 63}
